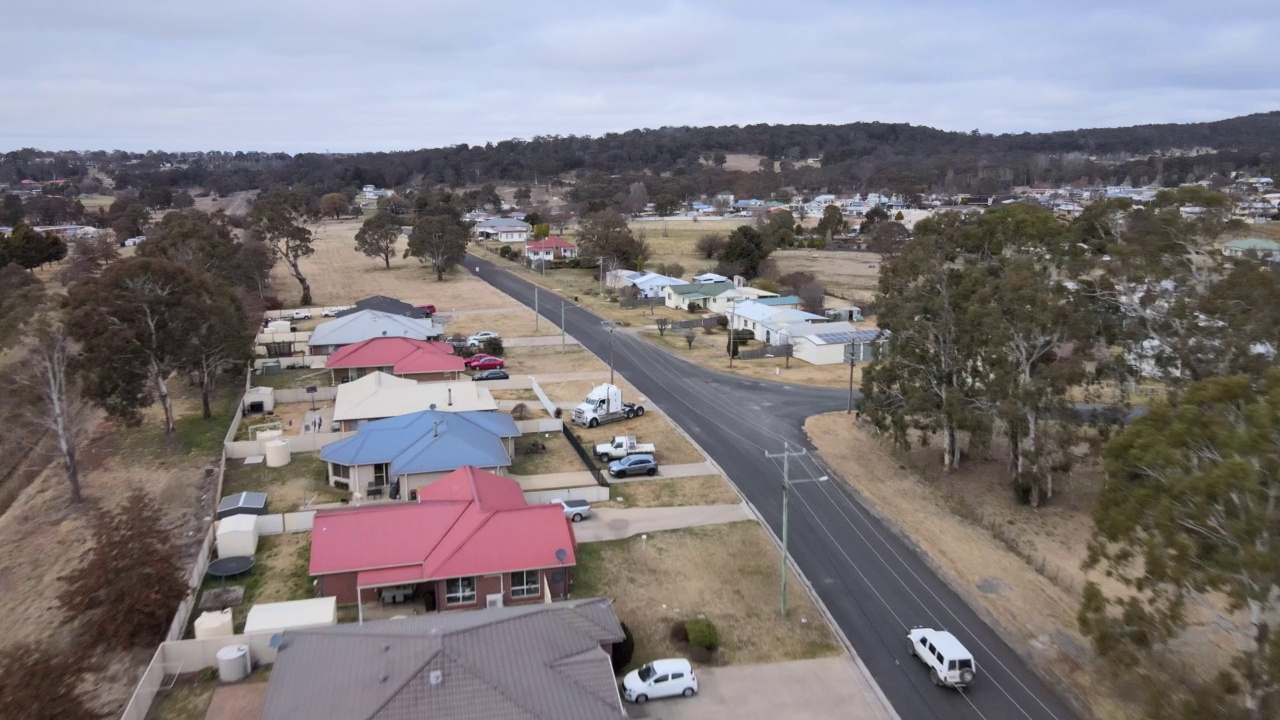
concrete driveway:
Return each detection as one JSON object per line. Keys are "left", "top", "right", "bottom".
{"left": 624, "top": 656, "right": 896, "bottom": 720}
{"left": 574, "top": 504, "right": 752, "bottom": 542}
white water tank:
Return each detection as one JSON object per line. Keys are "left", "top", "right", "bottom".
{"left": 216, "top": 644, "right": 251, "bottom": 682}
{"left": 194, "top": 609, "right": 234, "bottom": 640}
{"left": 264, "top": 439, "right": 290, "bottom": 468}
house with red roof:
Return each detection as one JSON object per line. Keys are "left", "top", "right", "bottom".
{"left": 524, "top": 235, "right": 579, "bottom": 262}
{"left": 326, "top": 336, "right": 465, "bottom": 384}
{"left": 310, "top": 466, "right": 577, "bottom": 619}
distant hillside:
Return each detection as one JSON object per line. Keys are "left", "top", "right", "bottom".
{"left": 3, "top": 112, "right": 1278, "bottom": 200}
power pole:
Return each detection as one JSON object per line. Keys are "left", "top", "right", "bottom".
{"left": 765, "top": 443, "right": 809, "bottom": 617}
{"left": 561, "top": 299, "right": 566, "bottom": 353}
{"left": 534, "top": 285, "right": 539, "bottom": 333}
{"left": 598, "top": 256, "right": 607, "bottom": 296}
{"left": 845, "top": 343, "right": 857, "bottom": 414}
{"left": 728, "top": 299, "right": 737, "bottom": 368}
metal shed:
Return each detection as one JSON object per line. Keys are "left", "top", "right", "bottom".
{"left": 217, "top": 491, "right": 268, "bottom": 520}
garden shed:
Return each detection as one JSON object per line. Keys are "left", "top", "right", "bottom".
{"left": 215, "top": 513, "right": 260, "bottom": 559}
{"left": 217, "top": 491, "right": 268, "bottom": 520}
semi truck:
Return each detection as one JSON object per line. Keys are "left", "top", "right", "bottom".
{"left": 595, "top": 435, "right": 656, "bottom": 462}
{"left": 571, "top": 383, "right": 646, "bottom": 428}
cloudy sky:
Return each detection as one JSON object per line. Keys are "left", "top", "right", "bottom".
{"left": 4, "top": 0, "right": 1277, "bottom": 153}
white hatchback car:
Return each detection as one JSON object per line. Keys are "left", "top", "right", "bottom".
{"left": 908, "top": 627, "right": 976, "bottom": 689}
{"left": 620, "top": 658, "right": 698, "bottom": 703}
{"left": 467, "top": 331, "right": 500, "bottom": 347}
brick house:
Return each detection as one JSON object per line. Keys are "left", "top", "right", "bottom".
{"left": 325, "top": 336, "right": 465, "bottom": 384}
{"left": 309, "top": 466, "right": 576, "bottom": 621}
{"left": 524, "top": 235, "right": 579, "bottom": 261}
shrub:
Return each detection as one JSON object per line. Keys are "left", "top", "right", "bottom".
{"left": 481, "top": 337, "right": 504, "bottom": 357}
{"left": 612, "top": 622, "right": 636, "bottom": 672}
{"left": 511, "top": 403, "right": 528, "bottom": 420}
{"left": 498, "top": 245, "right": 512, "bottom": 258}
{"left": 685, "top": 617, "right": 719, "bottom": 651}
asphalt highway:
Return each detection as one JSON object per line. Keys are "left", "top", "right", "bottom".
{"left": 467, "top": 254, "right": 1082, "bottom": 720}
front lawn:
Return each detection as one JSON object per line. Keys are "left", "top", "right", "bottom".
{"left": 572, "top": 521, "right": 838, "bottom": 670}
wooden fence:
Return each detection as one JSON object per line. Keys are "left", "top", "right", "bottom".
{"left": 736, "top": 344, "right": 793, "bottom": 361}
{"left": 670, "top": 316, "right": 719, "bottom": 330}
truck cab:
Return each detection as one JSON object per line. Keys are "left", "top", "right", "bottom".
{"left": 572, "top": 384, "right": 645, "bottom": 428}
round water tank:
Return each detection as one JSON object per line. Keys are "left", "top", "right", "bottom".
{"left": 216, "top": 644, "right": 251, "bottom": 683}
{"left": 194, "top": 609, "right": 234, "bottom": 640}
{"left": 264, "top": 439, "right": 290, "bottom": 468}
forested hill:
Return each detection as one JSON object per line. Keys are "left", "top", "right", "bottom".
{"left": 4, "top": 111, "right": 1278, "bottom": 199}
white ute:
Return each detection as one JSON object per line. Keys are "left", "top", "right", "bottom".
{"left": 907, "top": 627, "right": 976, "bottom": 689}
{"left": 595, "top": 435, "right": 656, "bottom": 462}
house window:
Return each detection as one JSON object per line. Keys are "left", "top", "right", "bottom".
{"left": 445, "top": 577, "right": 476, "bottom": 605}
{"left": 510, "top": 570, "right": 539, "bottom": 598}
{"left": 331, "top": 463, "right": 351, "bottom": 480}
{"left": 372, "top": 463, "right": 389, "bottom": 487}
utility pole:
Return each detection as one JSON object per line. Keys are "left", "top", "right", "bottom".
{"left": 845, "top": 343, "right": 857, "bottom": 414}
{"left": 559, "top": 296, "right": 567, "bottom": 353}
{"left": 534, "top": 285, "right": 539, "bottom": 333}
{"left": 609, "top": 323, "right": 616, "bottom": 384}
{"left": 598, "top": 256, "right": 606, "bottom": 296}
{"left": 728, "top": 299, "right": 737, "bottom": 368}
{"left": 765, "top": 443, "right": 813, "bottom": 617}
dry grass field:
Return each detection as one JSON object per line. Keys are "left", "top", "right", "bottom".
{"left": 572, "top": 522, "right": 838, "bottom": 670}
{"left": 773, "top": 249, "right": 882, "bottom": 302}
{"left": 636, "top": 328, "right": 861, "bottom": 389}
{"left": 605, "top": 475, "right": 741, "bottom": 508}
{"left": 805, "top": 412, "right": 1249, "bottom": 720}
{"left": 509, "top": 434, "right": 585, "bottom": 476}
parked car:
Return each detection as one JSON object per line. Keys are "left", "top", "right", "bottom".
{"left": 609, "top": 454, "right": 657, "bottom": 478}
{"left": 468, "top": 356, "right": 506, "bottom": 371}
{"left": 289, "top": 309, "right": 312, "bottom": 320}
{"left": 467, "top": 331, "right": 500, "bottom": 347}
{"left": 320, "top": 306, "right": 351, "bottom": 317}
{"left": 907, "top": 627, "right": 976, "bottom": 689}
{"left": 620, "top": 658, "right": 698, "bottom": 703}
{"left": 471, "top": 369, "right": 509, "bottom": 381}
{"left": 415, "top": 303, "right": 436, "bottom": 316}
{"left": 551, "top": 499, "right": 592, "bottom": 522}
{"left": 463, "top": 353, "right": 497, "bottom": 369}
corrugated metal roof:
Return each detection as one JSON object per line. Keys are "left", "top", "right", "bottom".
{"left": 333, "top": 373, "right": 497, "bottom": 422}
{"left": 310, "top": 310, "right": 442, "bottom": 348}
{"left": 326, "top": 337, "right": 463, "bottom": 374}
{"left": 259, "top": 600, "right": 626, "bottom": 720}
{"left": 755, "top": 295, "right": 802, "bottom": 306}
{"left": 320, "top": 410, "right": 517, "bottom": 475}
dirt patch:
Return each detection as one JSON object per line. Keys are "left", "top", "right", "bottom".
{"left": 572, "top": 522, "right": 838, "bottom": 669}
{"left": 639, "top": 328, "right": 861, "bottom": 389}
{"left": 509, "top": 434, "right": 586, "bottom": 476}
{"left": 805, "top": 413, "right": 1159, "bottom": 720}
{"left": 605, "top": 475, "right": 741, "bottom": 508}
{"left": 503, "top": 344, "right": 608, "bottom": 375}
{"left": 571, "top": 412, "right": 704, "bottom": 466}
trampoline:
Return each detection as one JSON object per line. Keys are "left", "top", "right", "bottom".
{"left": 207, "top": 556, "right": 256, "bottom": 579}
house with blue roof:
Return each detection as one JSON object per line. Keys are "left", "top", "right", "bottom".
{"left": 729, "top": 300, "right": 826, "bottom": 344}
{"left": 321, "top": 410, "right": 520, "bottom": 501}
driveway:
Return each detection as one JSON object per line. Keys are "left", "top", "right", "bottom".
{"left": 574, "top": 504, "right": 751, "bottom": 542}
{"left": 624, "top": 656, "right": 896, "bottom": 720}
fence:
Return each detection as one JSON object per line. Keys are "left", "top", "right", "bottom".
{"left": 529, "top": 376, "right": 559, "bottom": 417}
{"left": 120, "top": 630, "right": 287, "bottom": 719}
{"left": 524, "top": 486, "right": 611, "bottom": 505}
{"left": 736, "top": 344, "right": 793, "bottom": 361}
{"left": 224, "top": 430, "right": 355, "bottom": 459}
{"left": 516, "top": 418, "right": 563, "bottom": 434}
{"left": 618, "top": 296, "right": 659, "bottom": 309}
{"left": 273, "top": 385, "right": 338, "bottom": 403}
{"left": 671, "top": 316, "right": 719, "bottom": 330}
{"left": 562, "top": 427, "right": 608, "bottom": 487}
{"left": 254, "top": 511, "right": 317, "bottom": 535}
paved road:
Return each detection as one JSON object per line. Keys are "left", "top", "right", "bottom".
{"left": 467, "top": 254, "right": 1081, "bottom": 720}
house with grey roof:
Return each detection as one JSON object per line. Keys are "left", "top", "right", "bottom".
{"left": 259, "top": 598, "right": 627, "bottom": 720}
{"left": 475, "top": 217, "right": 531, "bottom": 243}
{"left": 335, "top": 295, "right": 427, "bottom": 319}
{"left": 729, "top": 300, "right": 826, "bottom": 344}
{"left": 321, "top": 409, "right": 519, "bottom": 500}
{"left": 309, "top": 309, "right": 442, "bottom": 356}
{"left": 781, "top": 322, "right": 889, "bottom": 365}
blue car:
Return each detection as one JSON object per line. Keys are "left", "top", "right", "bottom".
{"left": 609, "top": 454, "right": 657, "bottom": 478}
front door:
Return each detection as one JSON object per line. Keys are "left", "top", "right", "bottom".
{"left": 424, "top": 588, "right": 437, "bottom": 612}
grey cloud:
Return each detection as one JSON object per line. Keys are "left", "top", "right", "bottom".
{"left": 2, "top": 0, "right": 1277, "bottom": 152}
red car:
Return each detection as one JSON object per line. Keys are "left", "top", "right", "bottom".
{"left": 468, "top": 356, "right": 506, "bottom": 371}
{"left": 416, "top": 304, "right": 436, "bottom": 316}
{"left": 463, "top": 353, "right": 495, "bottom": 369}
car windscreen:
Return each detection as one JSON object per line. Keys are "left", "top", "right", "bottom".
{"left": 638, "top": 663, "right": 655, "bottom": 681}
{"left": 958, "top": 659, "right": 973, "bottom": 671}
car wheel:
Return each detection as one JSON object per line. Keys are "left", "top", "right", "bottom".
{"left": 635, "top": 694, "right": 648, "bottom": 704}
{"left": 930, "top": 668, "right": 941, "bottom": 686}
{"left": 598, "top": 454, "right": 609, "bottom": 463}
{"left": 572, "top": 513, "right": 583, "bottom": 522}
{"left": 682, "top": 687, "right": 695, "bottom": 697}
{"left": 646, "top": 468, "right": 656, "bottom": 476}
{"left": 624, "top": 409, "right": 635, "bottom": 419}
{"left": 635, "top": 406, "right": 645, "bottom": 416}
{"left": 588, "top": 418, "right": 599, "bottom": 428}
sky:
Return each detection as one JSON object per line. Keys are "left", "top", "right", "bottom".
{"left": 4, "top": 0, "right": 1278, "bottom": 153}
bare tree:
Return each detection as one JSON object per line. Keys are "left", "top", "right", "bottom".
{"left": 656, "top": 317, "right": 670, "bottom": 336}
{"left": 16, "top": 325, "right": 88, "bottom": 504}
{"left": 685, "top": 328, "right": 697, "bottom": 348}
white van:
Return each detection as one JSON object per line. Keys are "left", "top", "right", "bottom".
{"left": 620, "top": 658, "right": 698, "bottom": 703}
